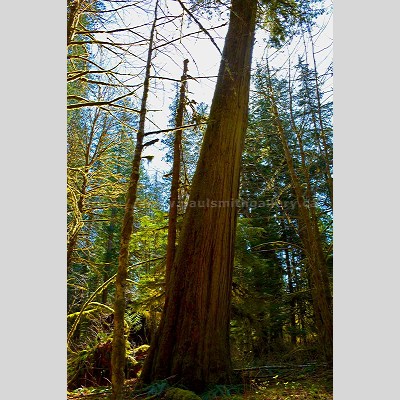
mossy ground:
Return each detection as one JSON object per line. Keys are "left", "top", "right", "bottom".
{"left": 67, "top": 368, "right": 332, "bottom": 400}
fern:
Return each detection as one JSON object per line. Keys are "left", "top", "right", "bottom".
{"left": 200, "top": 384, "right": 244, "bottom": 400}
{"left": 146, "top": 380, "right": 170, "bottom": 396}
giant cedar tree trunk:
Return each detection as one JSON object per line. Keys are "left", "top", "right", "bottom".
{"left": 141, "top": 0, "right": 257, "bottom": 391}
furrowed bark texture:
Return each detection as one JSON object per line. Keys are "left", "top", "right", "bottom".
{"left": 141, "top": 0, "right": 257, "bottom": 391}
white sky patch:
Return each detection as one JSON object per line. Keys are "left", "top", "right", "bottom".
{"left": 90, "top": 0, "right": 332, "bottom": 179}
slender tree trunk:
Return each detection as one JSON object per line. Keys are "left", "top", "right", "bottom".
{"left": 280, "top": 218, "right": 297, "bottom": 345}
{"left": 67, "top": 177, "right": 86, "bottom": 271}
{"left": 111, "top": 3, "right": 158, "bottom": 399}
{"left": 165, "top": 59, "right": 189, "bottom": 286}
{"left": 67, "top": 174, "right": 87, "bottom": 271}
{"left": 102, "top": 208, "right": 118, "bottom": 304}
{"left": 67, "top": 0, "right": 81, "bottom": 46}
{"left": 67, "top": 110, "right": 100, "bottom": 271}
{"left": 266, "top": 69, "right": 333, "bottom": 364}
{"left": 308, "top": 28, "right": 333, "bottom": 206}
{"left": 141, "top": 0, "right": 257, "bottom": 391}
{"left": 290, "top": 250, "right": 307, "bottom": 344}
{"left": 300, "top": 29, "right": 333, "bottom": 207}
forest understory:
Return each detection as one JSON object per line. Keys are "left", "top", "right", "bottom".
{"left": 67, "top": 366, "right": 333, "bottom": 400}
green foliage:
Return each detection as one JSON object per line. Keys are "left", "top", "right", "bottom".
{"left": 134, "top": 344, "right": 150, "bottom": 355}
{"left": 232, "top": 18, "right": 332, "bottom": 363}
{"left": 166, "top": 388, "right": 202, "bottom": 400}
{"left": 127, "top": 205, "right": 168, "bottom": 313}
{"left": 67, "top": 307, "right": 147, "bottom": 389}
{"left": 259, "top": 0, "right": 328, "bottom": 47}
{"left": 232, "top": 227, "right": 288, "bottom": 363}
{"left": 130, "top": 209, "right": 168, "bottom": 259}
{"left": 200, "top": 385, "right": 243, "bottom": 400}
{"left": 67, "top": 328, "right": 113, "bottom": 388}
{"left": 259, "top": 0, "right": 301, "bottom": 47}
{"left": 67, "top": 105, "right": 136, "bottom": 309}
{"left": 146, "top": 380, "right": 171, "bottom": 396}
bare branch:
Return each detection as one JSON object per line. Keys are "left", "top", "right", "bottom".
{"left": 142, "top": 138, "right": 159, "bottom": 148}
{"left": 153, "top": 22, "right": 227, "bottom": 51}
{"left": 68, "top": 39, "right": 148, "bottom": 47}
{"left": 143, "top": 122, "right": 208, "bottom": 137}
{"left": 175, "top": 0, "right": 222, "bottom": 55}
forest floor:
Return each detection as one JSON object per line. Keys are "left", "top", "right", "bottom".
{"left": 67, "top": 367, "right": 333, "bottom": 400}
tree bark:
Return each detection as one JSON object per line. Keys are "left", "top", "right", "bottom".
{"left": 67, "top": 0, "right": 81, "bottom": 47}
{"left": 141, "top": 0, "right": 257, "bottom": 391}
{"left": 111, "top": 2, "right": 158, "bottom": 399}
{"left": 165, "top": 59, "right": 189, "bottom": 287}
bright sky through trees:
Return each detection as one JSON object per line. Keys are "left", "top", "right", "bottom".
{"left": 92, "top": 0, "right": 332, "bottom": 178}
{"left": 135, "top": 0, "right": 333, "bottom": 175}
